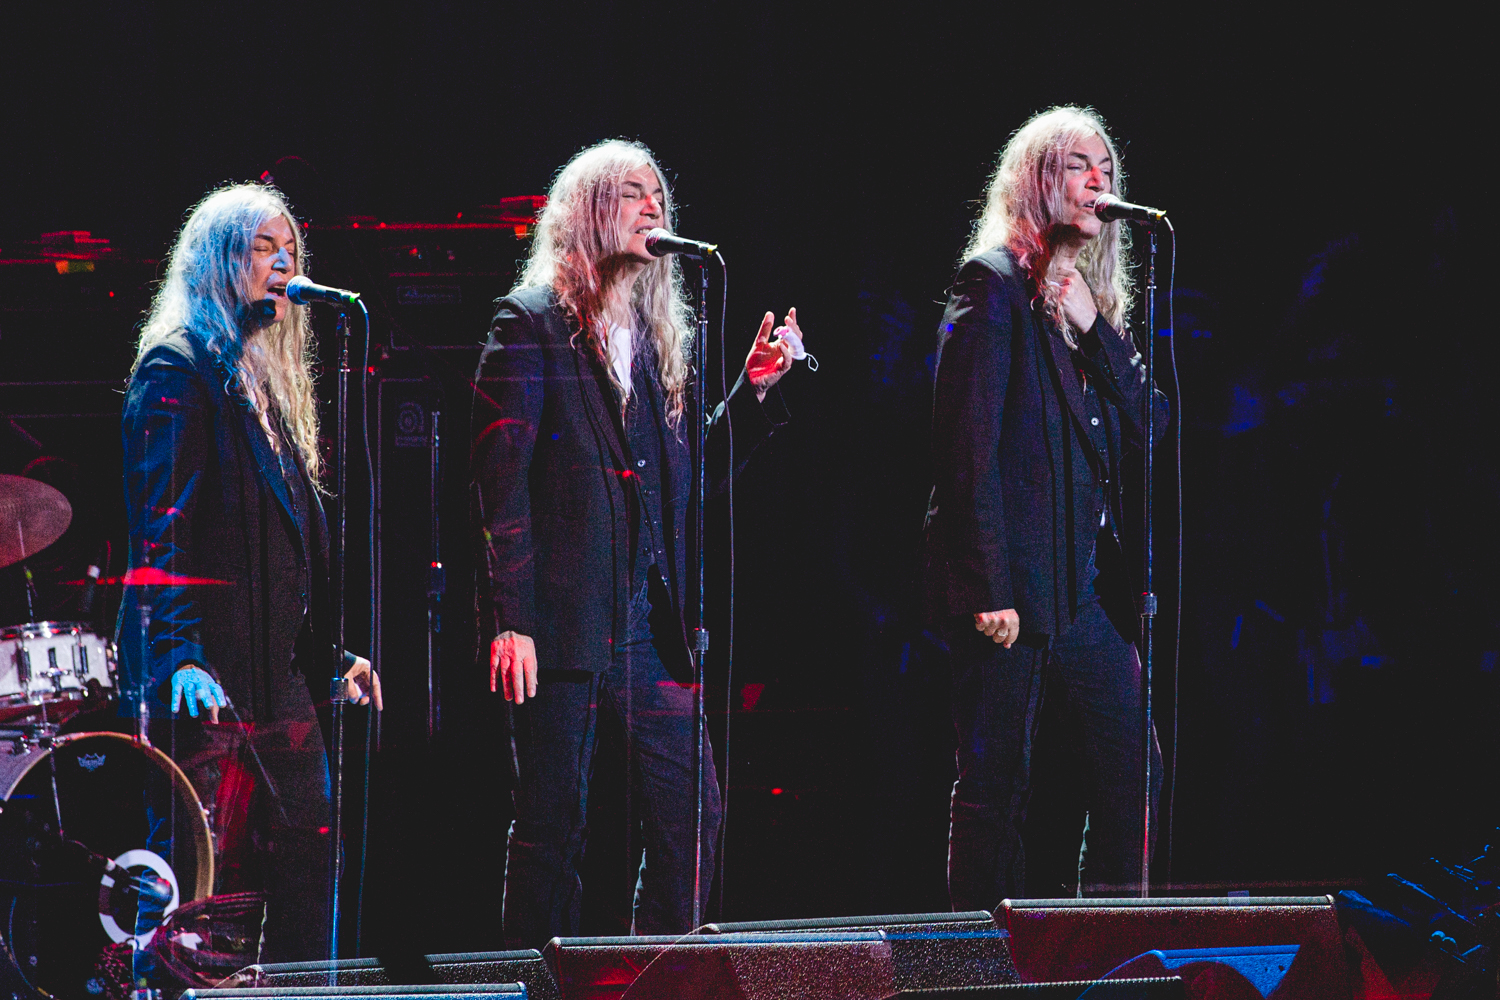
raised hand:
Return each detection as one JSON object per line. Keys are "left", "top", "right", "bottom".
{"left": 1052, "top": 263, "right": 1098, "bottom": 333}
{"left": 745, "top": 308, "right": 806, "bottom": 399}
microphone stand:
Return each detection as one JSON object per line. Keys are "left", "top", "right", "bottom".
{"left": 329, "top": 308, "right": 351, "bottom": 969}
{"left": 691, "top": 256, "right": 710, "bottom": 929}
{"left": 1138, "top": 224, "right": 1160, "bottom": 898}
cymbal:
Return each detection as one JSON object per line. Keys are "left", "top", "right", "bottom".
{"left": 0, "top": 474, "right": 72, "bottom": 570}
{"left": 61, "top": 567, "right": 234, "bottom": 587}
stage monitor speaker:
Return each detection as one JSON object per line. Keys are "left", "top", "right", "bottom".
{"left": 893, "top": 980, "right": 1184, "bottom": 998}
{"left": 185, "top": 986, "right": 524, "bottom": 1000}
{"left": 996, "top": 896, "right": 1351, "bottom": 1000}
{"left": 242, "top": 950, "right": 560, "bottom": 1000}
{"left": 546, "top": 931, "right": 898, "bottom": 999}
{"left": 545, "top": 916, "right": 1018, "bottom": 1000}
{"left": 706, "top": 910, "right": 1019, "bottom": 991}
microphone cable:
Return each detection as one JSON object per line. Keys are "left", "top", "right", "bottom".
{"left": 1072, "top": 947, "right": 1168, "bottom": 999}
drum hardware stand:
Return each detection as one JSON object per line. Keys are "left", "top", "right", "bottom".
{"left": 135, "top": 599, "right": 153, "bottom": 747}
{"left": 130, "top": 590, "right": 157, "bottom": 998}
{"left": 426, "top": 409, "right": 442, "bottom": 740}
{"left": 22, "top": 563, "right": 38, "bottom": 621}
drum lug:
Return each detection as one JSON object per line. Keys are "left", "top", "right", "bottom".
{"left": 43, "top": 645, "right": 62, "bottom": 683}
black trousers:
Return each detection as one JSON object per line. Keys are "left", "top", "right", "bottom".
{"left": 502, "top": 579, "right": 721, "bottom": 949}
{"left": 946, "top": 584, "right": 1161, "bottom": 908}
{"left": 166, "top": 673, "right": 332, "bottom": 963}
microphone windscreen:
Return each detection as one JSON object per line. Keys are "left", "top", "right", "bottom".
{"left": 644, "top": 228, "right": 674, "bottom": 257}
{"left": 285, "top": 275, "right": 315, "bottom": 305}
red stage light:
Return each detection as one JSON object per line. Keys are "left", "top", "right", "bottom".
{"left": 771, "top": 788, "right": 783, "bottom": 795}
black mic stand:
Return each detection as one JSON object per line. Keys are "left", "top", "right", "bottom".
{"left": 328, "top": 307, "right": 351, "bottom": 968}
{"left": 691, "top": 256, "right": 710, "bottom": 928}
{"left": 1137, "top": 222, "right": 1162, "bottom": 897}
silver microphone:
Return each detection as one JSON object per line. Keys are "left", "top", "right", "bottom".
{"left": 285, "top": 274, "right": 361, "bottom": 306}
{"left": 644, "top": 228, "right": 718, "bottom": 259}
{"left": 1093, "top": 193, "right": 1167, "bottom": 225}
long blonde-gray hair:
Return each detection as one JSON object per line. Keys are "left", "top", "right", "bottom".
{"left": 134, "top": 183, "right": 322, "bottom": 483}
{"left": 516, "top": 139, "right": 693, "bottom": 423}
{"left": 965, "top": 106, "right": 1132, "bottom": 348}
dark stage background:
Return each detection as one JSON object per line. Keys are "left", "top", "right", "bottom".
{"left": 2, "top": 2, "right": 1493, "bottom": 956}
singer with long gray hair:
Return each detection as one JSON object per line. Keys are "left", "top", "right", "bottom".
{"left": 921, "top": 106, "right": 1168, "bottom": 903}
{"left": 472, "top": 138, "right": 807, "bottom": 946}
{"left": 120, "top": 183, "right": 381, "bottom": 962}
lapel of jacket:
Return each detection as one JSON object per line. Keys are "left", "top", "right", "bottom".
{"left": 287, "top": 429, "right": 328, "bottom": 561}
{"left": 1032, "top": 305, "right": 1104, "bottom": 472}
{"left": 564, "top": 319, "right": 631, "bottom": 476}
{"left": 230, "top": 379, "right": 307, "bottom": 563}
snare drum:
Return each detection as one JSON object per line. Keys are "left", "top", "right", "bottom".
{"left": 0, "top": 621, "right": 117, "bottom": 725}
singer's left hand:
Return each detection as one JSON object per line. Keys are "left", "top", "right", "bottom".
{"left": 745, "top": 307, "right": 803, "bottom": 401}
{"left": 1054, "top": 264, "right": 1098, "bottom": 333}
{"left": 343, "top": 656, "right": 383, "bottom": 711}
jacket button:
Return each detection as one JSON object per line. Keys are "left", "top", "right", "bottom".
{"left": 1090, "top": 417, "right": 1100, "bottom": 426}
{"left": 636, "top": 459, "right": 646, "bottom": 468}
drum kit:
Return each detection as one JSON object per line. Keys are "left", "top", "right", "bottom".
{"left": 0, "top": 474, "right": 223, "bottom": 998}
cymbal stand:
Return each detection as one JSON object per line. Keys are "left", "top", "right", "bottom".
{"left": 22, "top": 563, "right": 37, "bottom": 621}
{"left": 132, "top": 589, "right": 153, "bottom": 997}
{"left": 135, "top": 598, "right": 152, "bottom": 746}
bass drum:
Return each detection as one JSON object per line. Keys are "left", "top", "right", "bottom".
{"left": 0, "top": 732, "right": 213, "bottom": 999}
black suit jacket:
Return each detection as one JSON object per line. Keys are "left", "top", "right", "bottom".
{"left": 118, "top": 330, "right": 339, "bottom": 719}
{"left": 923, "top": 247, "right": 1168, "bottom": 637}
{"left": 471, "top": 285, "right": 785, "bottom": 673}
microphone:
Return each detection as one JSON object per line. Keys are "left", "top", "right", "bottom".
{"left": 1093, "top": 193, "right": 1167, "bottom": 224}
{"left": 644, "top": 228, "right": 718, "bottom": 259}
{"left": 285, "top": 274, "right": 361, "bottom": 306}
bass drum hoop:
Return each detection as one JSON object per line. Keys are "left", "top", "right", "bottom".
{"left": 0, "top": 731, "right": 215, "bottom": 895}
{"left": 0, "top": 730, "right": 215, "bottom": 993}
